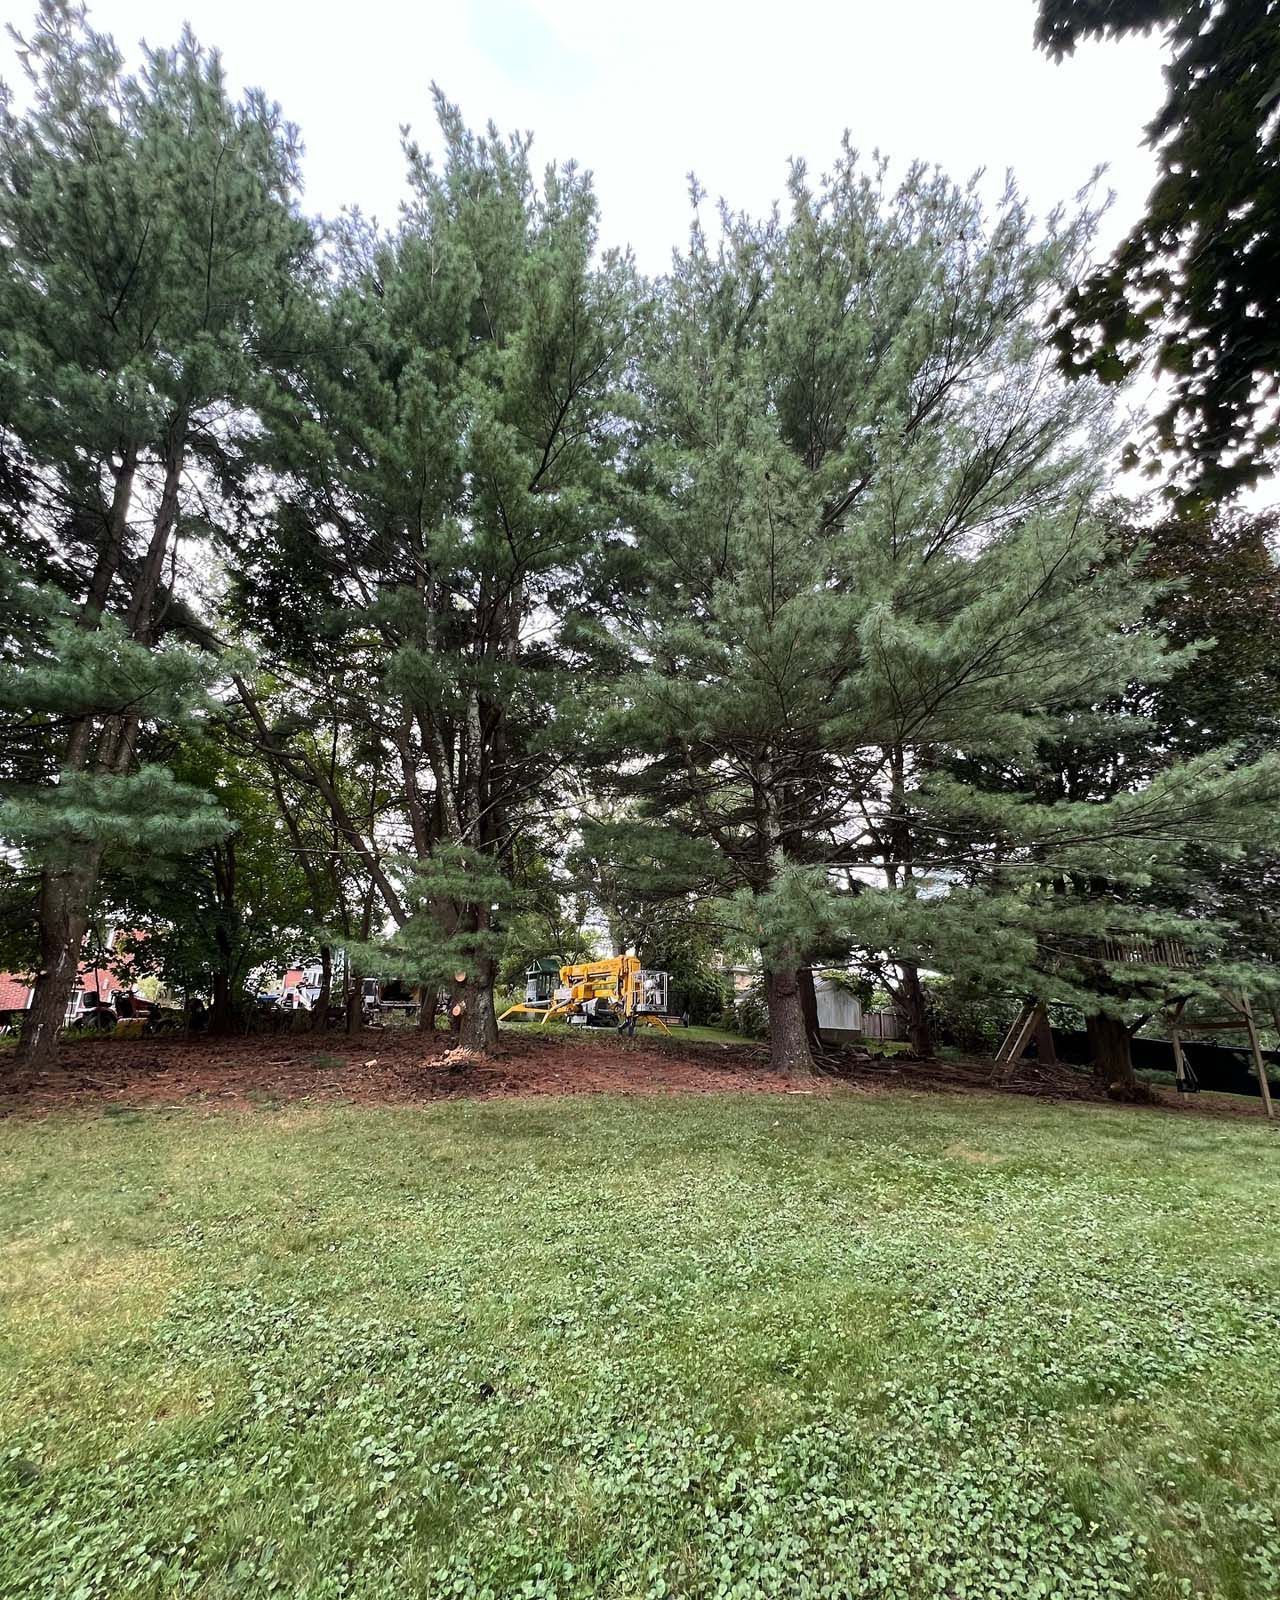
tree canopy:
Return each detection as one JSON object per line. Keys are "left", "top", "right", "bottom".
{"left": 1036, "top": 0, "right": 1280, "bottom": 501}
{"left": 3, "top": 1, "right": 1278, "bottom": 1083}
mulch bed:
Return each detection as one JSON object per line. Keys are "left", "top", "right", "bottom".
{"left": 0, "top": 1028, "right": 1271, "bottom": 1121}
{"left": 0, "top": 1028, "right": 796, "bottom": 1117}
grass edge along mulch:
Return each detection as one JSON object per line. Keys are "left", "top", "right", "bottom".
{"left": 2, "top": 1025, "right": 1274, "bottom": 1125}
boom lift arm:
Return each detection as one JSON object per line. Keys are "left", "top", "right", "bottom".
{"left": 499, "top": 955, "right": 671, "bottom": 1033}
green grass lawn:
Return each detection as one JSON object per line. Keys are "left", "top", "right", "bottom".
{"left": 2, "top": 1091, "right": 1279, "bottom": 1599}
{"left": 495, "top": 1018, "right": 746, "bottom": 1046}
{"left": 655, "top": 1022, "right": 743, "bottom": 1045}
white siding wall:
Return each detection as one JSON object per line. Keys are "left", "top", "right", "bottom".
{"left": 814, "top": 978, "right": 863, "bottom": 1034}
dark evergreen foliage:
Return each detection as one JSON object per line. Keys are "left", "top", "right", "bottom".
{"left": 1037, "top": 0, "right": 1280, "bottom": 500}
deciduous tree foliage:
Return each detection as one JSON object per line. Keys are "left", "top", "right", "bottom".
{"left": 1037, "top": 0, "right": 1280, "bottom": 500}
{"left": 106, "top": 737, "right": 313, "bottom": 1032}
{"left": 1137, "top": 506, "right": 1280, "bottom": 758}
{"left": 495, "top": 845, "right": 595, "bottom": 992}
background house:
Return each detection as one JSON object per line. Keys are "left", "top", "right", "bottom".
{"left": 0, "top": 929, "right": 147, "bottom": 1027}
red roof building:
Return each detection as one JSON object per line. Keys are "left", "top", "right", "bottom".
{"left": 0, "top": 930, "right": 146, "bottom": 1021}
{"left": 0, "top": 972, "right": 32, "bottom": 1013}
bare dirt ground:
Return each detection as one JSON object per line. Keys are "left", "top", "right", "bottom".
{"left": 1, "top": 1025, "right": 1272, "bottom": 1121}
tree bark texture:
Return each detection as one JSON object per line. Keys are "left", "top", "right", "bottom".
{"left": 897, "top": 962, "right": 934, "bottom": 1058}
{"left": 15, "top": 861, "right": 98, "bottom": 1069}
{"left": 1086, "top": 1011, "right": 1138, "bottom": 1096}
{"left": 456, "top": 955, "right": 499, "bottom": 1054}
{"left": 798, "top": 967, "right": 823, "bottom": 1052}
{"left": 765, "top": 962, "right": 813, "bottom": 1079}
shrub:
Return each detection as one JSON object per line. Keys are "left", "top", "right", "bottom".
{"left": 925, "top": 977, "right": 1011, "bottom": 1055}
{"left": 720, "top": 980, "right": 768, "bottom": 1040}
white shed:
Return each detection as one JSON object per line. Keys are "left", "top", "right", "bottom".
{"left": 814, "top": 976, "right": 863, "bottom": 1039}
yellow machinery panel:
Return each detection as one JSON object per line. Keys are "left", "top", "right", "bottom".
{"left": 499, "top": 954, "right": 670, "bottom": 1033}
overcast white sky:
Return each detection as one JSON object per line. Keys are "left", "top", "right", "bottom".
{"left": 7, "top": 0, "right": 1211, "bottom": 500}
{"left": 2, "top": 0, "right": 1168, "bottom": 272}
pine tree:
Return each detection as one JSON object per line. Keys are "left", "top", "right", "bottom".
{"left": 621, "top": 154, "right": 1127, "bottom": 1074}
{"left": 1138, "top": 509, "right": 1280, "bottom": 997}
{"left": 859, "top": 744, "right": 1280, "bottom": 1091}
{"left": 344, "top": 846, "right": 516, "bottom": 1046}
{"left": 906, "top": 506, "right": 1280, "bottom": 1089}
{"left": 0, "top": 2, "right": 313, "bottom": 1065}
{"left": 229, "top": 93, "right": 635, "bottom": 1055}
{"left": 0, "top": 563, "right": 231, "bottom": 1057}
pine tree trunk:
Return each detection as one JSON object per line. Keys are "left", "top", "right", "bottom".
{"left": 311, "top": 945, "right": 332, "bottom": 1032}
{"left": 898, "top": 963, "right": 934, "bottom": 1058}
{"left": 1086, "top": 1012, "right": 1139, "bottom": 1097}
{"left": 82, "top": 449, "right": 138, "bottom": 623}
{"left": 798, "top": 967, "right": 823, "bottom": 1052}
{"left": 19, "top": 706, "right": 114, "bottom": 1070}
{"left": 765, "top": 962, "right": 813, "bottom": 1079}
{"left": 417, "top": 983, "right": 436, "bottom": 1032}
{"left": 459, "top": 956, "right": 498, "bottom": 1054}
{"left": 123, "top": 423, "right": 186, "bottom": 640}
{"left": 15, "top": 863, "right": 97, "bottom": 1069}
{"left": 19, "top": 435, "right": 183, "bottom": 1072}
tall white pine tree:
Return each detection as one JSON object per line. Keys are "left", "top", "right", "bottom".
{"left": 619, "top": 153, "right": 1254, "bottom": 1075}
{"left": 0, "top": 2, "right": 313, "bottom": 1064}
{"left": 228, "top": 94, "right": 636, "bottom": 1053}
